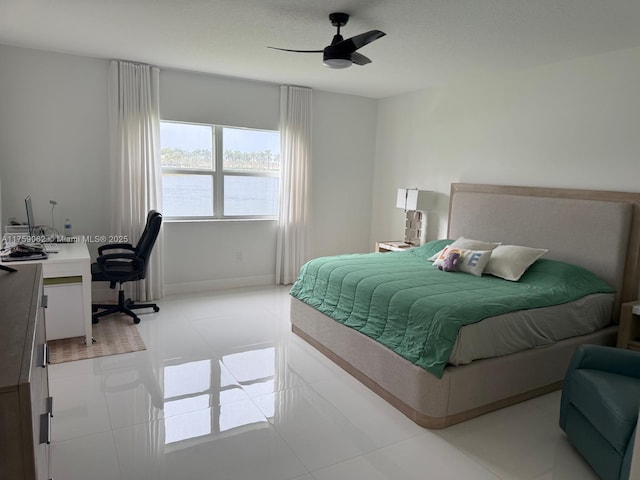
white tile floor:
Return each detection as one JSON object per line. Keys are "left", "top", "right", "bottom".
{"left": 49, "top": 285, "right": 599, "bottom": 480}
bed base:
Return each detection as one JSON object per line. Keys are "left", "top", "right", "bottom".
{"left": 291, "top": 297, "right": 617, "bottom": 429}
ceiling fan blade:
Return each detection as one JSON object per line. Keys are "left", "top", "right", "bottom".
{"left": 267, "top": 47, "right": 323, "bottom": 53}
{"left": 336, "top": 30, "right": 386, "bottom": 53}
{"left": 351, "top": 52, "right": 372, "bottom": 66}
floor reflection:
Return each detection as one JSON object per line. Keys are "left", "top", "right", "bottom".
{"left": 160, "top": 348, "right": 276, "bottom": 445}
{"left": 222, "top": 347, "right": 276, "bottom": 416}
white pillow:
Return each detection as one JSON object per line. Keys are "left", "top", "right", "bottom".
{"left": 457, "top": 249, "right": 493, "bottom": 276}
{"left": 429, "top": 236, "right": 500, "bottom": 262}
{"left": 484, "top": 245, "right": 548, "bottom": 281}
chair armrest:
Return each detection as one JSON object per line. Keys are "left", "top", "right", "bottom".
{"left": 94, "top": 253, "right": 145, "bottom": 281}
{"left": 97, "top": 252, "right": 137, "bottom": 264}
{"left": 96, "top": 253, "right": 142, "bottom": 272}
{"left": 98, "top": 243, "right": 135, "bottom": 255}
{"left": 567, "top": 344, "right": 640, "bottom": 379}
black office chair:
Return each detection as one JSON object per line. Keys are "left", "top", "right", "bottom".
{"left": 91, "top": 210, "right": 162, "bottom": 324}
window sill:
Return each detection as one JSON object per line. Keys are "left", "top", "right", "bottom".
{"left": 164, "top": 217, "right": 278, "bottom": 224}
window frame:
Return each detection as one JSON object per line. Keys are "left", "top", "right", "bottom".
{"left": 160, "top": 121, "right": 280, "bottom": 221}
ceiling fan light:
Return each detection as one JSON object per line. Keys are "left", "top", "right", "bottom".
{"left": 323, "top": 58, "right": 352, "bottom": 69}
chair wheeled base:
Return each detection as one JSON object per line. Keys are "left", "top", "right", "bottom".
{"left": 92, "top": 285, "right": 159, "bottom": 324}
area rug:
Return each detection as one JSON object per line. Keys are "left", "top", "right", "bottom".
{"left": 48, "top": 316, "right": 146, "bottom": 364}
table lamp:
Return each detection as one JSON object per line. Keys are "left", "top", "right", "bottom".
{"left": 396, "top": 188, "right": 436, "bottom": 245}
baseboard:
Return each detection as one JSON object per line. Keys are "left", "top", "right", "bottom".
{"left": 164, "top": 275, "right": 275, "bottom": 296}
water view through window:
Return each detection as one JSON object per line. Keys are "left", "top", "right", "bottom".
{"left": 161, "top": 122, "right": 280, "bottom": 218}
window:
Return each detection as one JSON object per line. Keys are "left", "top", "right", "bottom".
{"left": 160, "top": 121, "right": 280, "bottom": 219}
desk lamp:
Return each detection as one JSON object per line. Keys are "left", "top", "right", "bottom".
{"left": 50, "top": 200, "right": 57, "bottom": 233}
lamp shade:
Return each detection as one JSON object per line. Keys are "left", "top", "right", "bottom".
{"left": 406, "top": 189, "right": 419, "bottom": 210}
{"left": 396, "top": 188, "right": 436, "bottom": 211}
{"left": 396, "top": 189, "right": 408, "bottom": 209}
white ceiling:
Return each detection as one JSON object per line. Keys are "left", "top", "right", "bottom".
{"left": 2, "top": 0, "right": 640, "bottom": 99}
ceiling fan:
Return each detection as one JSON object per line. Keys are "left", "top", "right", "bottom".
{"left": 268, "top": 12, "right": 386, "bottom": 69}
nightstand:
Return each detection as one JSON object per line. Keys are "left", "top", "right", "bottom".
{"left": 375, "top": 241, "right": 413, "bottom": 253}
{"left": 617, "top": 300, "right": 640, "bottom": 351}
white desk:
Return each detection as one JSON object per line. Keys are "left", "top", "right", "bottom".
{"left": 0, "top": 243, "right": 92, "bottom": 344}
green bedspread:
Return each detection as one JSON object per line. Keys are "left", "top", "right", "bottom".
{"left": 289, "top": 240, "right": 614, "bottom": 378}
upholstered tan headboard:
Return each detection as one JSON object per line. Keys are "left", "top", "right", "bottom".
{"left": 447, "top": 183, "right": 640, "bottom": 319}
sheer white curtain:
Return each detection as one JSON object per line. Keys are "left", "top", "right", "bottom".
{"left": 276, "top": 85, "right": 313, "bottom": 285}
{"left": 108, "top": 60, "right": 163, "bottom": 300}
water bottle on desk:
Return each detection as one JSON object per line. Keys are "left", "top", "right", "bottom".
{"left": 64, "top": 218, "right": 72, "bottom": 239}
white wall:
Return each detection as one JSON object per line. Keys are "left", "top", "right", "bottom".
{"left": 0, "top": 44, "right": 378, "bottom": 295}
{"left": 0, "top": 44, "right": 111, "bottom": 255}
{"left": 372, "top": 46, "right": 640, "bottom": 245}
{"left": 311, "top": 91, "right": 377, "bottom": 257}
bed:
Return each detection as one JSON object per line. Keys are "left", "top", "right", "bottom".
{"left": 290, "top": 183, "right": 640, "bottom": 429}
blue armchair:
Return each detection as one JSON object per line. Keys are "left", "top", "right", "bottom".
{"left": 560, "top": 344, "right": 640, "bottom": 480}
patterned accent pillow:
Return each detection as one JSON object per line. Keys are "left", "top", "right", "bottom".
{"left": 457, "top": 249, "right": 493, "bottom": 276}
{"left": 429, "top": 236, "right": 500, "bottom": 262}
